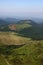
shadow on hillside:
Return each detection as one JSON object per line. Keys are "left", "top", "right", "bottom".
{"left": 17, "top": 25, "right": 43, "bottom": 40}
{"left": 0, "top": 44, "right": 25, "bottom": 55}
{"left": 0, "top": 29, "right": 16, "bottom": 32}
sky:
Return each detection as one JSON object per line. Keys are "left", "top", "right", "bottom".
{"left": 0, "top": 0, "right": 43, "bottom": 18}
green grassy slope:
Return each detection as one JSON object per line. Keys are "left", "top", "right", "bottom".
{"left": 0, "top": 20, "right": 43, "bottom": 65}
{"left": 15, "top": 23, "right": 32, "bottom": 31}
{"left": 0, "top": 42, "right": 43, "bottom": 65}
{"left": 8, "top": 43, "right": 43, "bottom": 65}
{"left": 0, "top": 54, "right": 8, "bottom": 65}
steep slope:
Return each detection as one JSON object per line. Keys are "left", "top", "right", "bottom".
{"left": 0, "top": 54, "right": 8, "bottom": 65}
{"left": 0, "top": 42, "right": 43, "bottom": 65}
{"left": 16, "top": 20, "right": 43, "bottom": 40}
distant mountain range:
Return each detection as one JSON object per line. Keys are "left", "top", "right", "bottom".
{"left": 0, "top": 18, "right": 37, "bottom": 31}
{"left": 0, "top": 19, "right": 8, "bottom": 25}
{"left": 5, "top": 18, "right": 19, "bottom": 23}
{"left": 0, "top": 18, "right": 43, "bottom": 40}
{"left": 0, "top": 18, "right": 43, "bottom": 25}
{"left": 17, "top": 19, "right": 37, "bottom": 25}
{"left": 0, "top": 18, "right": 20, "bottom": 25}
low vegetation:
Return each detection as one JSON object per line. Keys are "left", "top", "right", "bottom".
{"left": 0, "top": 20, "right": 43, "bottom": 65}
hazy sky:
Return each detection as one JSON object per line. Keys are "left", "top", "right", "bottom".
{"left": 0, "top": 0, "right": 43, "bottom": 18}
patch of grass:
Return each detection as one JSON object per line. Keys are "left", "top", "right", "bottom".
{"left": 0, "top": 32, "right": 31, "bottom": 45}
{"left": 0, "top": 54, "right": 8, "bottom": 65}
{"left": 0, "top": 32, "right": 43, "bottom": 65}
{"left": 0, "top": 42, "right": 43, "bottom": 65}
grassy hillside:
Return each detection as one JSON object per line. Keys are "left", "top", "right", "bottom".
{"left": 15, "top": 23, "right": 32, "bottom": 31}
{"left": 0, "top": 20, "right": 43, "bottom": 65}
{"left": 0, "top": 32, "right": 31, "bottom": 45}
{"left": 0, "top": 42, "right": 43, "bottom": 65}
{"left": 0, "top": 19, "right": 35, "bottom": 31}
{"left": 0, "top": 31, "right": 43, "bottom": 65}
{"left": 0, "top": 54, "right": 8, "bottom": 65}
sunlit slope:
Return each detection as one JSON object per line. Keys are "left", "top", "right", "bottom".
{"left": 15, "top": 23, "right": 32, "bottom": 31}
{"left": 0, "top": 32, "right": 31, "bottom": 45}
{"left": 0, "top": 42, "right": 43, "bottom": 65}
